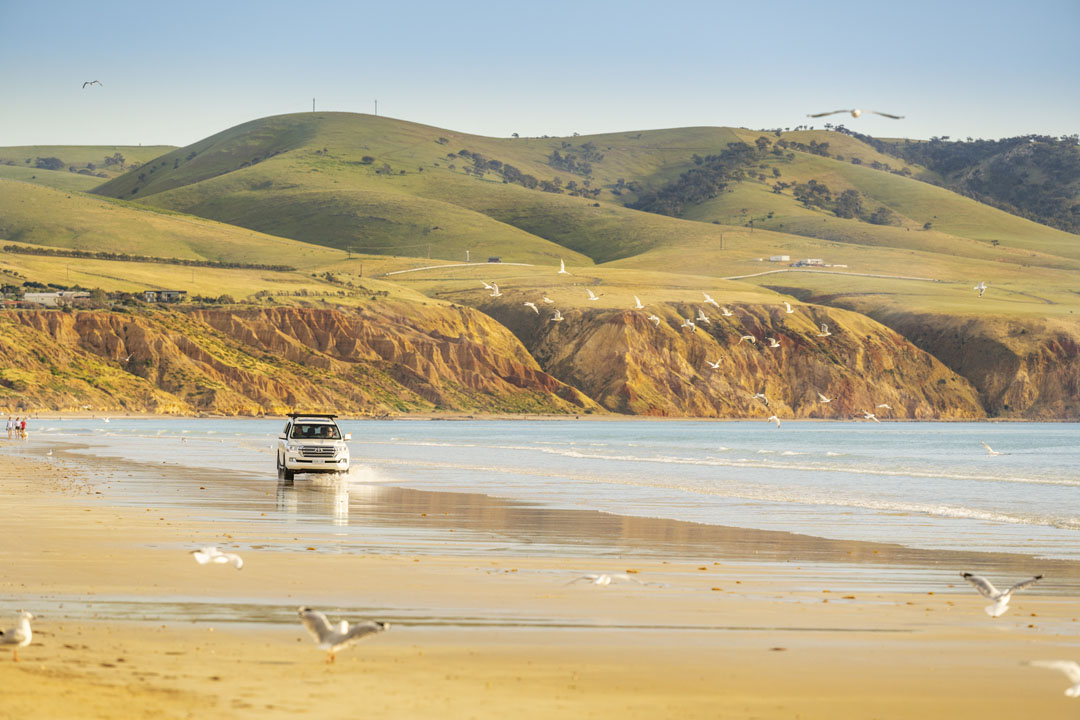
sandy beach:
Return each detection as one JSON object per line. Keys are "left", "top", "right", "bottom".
{"left": 2, "top": 445, "right": 1079, "bottom": 719}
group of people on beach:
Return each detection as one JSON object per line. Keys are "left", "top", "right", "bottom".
{"left": 6, "top": 416, "right": 27, "bottom": 439}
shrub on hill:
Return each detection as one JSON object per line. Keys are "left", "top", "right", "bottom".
{"left": 628, "top": 142, "right": 758, "bottom": 216}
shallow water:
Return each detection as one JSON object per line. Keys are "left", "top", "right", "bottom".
{"left": 18, "top": 418, "right": 1080, "bottom": 560}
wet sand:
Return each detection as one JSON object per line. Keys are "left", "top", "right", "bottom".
{"left": 1, "top": 449, "right": 1079, "bottom": 719}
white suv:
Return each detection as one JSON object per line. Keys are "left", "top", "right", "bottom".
{"left": 276, "top": 414, "right": 351, "bottom": 481}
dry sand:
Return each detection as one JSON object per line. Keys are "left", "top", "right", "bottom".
{"left": 1, "top": 448, "right": 1078, "bottom": 719}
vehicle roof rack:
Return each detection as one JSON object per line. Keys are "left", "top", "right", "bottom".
{"left": 288, "top": 412, "right": 338, "bottom": 419}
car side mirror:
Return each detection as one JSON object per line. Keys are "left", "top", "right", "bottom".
{"left": 278, "top": 434, "right": 286, "bottom": 440}
{"left": 344, "top": 433, "right": 352, "bottom": 441}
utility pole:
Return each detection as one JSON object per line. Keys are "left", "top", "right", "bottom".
{"left": 374, "top": 99, "right": 378, "bottom": 116}
{"left": 466, "top": 249, "right": 470, "bottom": 262}
{"left": 312, "top": 97, "right": 315, "bottom": 112}
{"left": 720, "top": 233, "right": 724, "bottom": 251}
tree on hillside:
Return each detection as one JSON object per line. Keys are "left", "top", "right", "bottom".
{"left": 835, "top": 189, "right": 862, "bottom": 219}
{"left": 35, "top": 157, "right": 64, "bottom": 170}
{"left": 755, "top": 136, "right": 771, "bottom": 152}
{"left": 869, "top": 206, "right": 895, "bottom": 225}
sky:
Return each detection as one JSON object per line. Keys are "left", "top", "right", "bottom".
{"left": 1, "top": 0, "right": 1077, "bottom": 147}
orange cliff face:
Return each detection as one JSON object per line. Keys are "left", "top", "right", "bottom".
{"left": 0, "top": 306, "right": 598, "bottom": 416}
{"left": 481, "top": 301, "right": 987, "bottom": 420}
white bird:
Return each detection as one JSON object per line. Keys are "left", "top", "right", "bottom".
{"left": 1028, "top": 661, "right": 1080, "bottom": 698}
{"left": 739, "top": 335, "right": 756, "bottom": 344}
{"left": 766, "top": 415, "right": 781, "bottom": 428}
{"left": 807, "top": 109, "right": 904, "bottom": 119}
{"left": 82, "top": 80, "right": 102, "bottom": 88}
{"left": 633, "top": 295, "right": 645, "bottom": 309}
{"left": 558, "top": 258, "right": 570, "bottom": 275}
{"left": 703, "top": 292, "right": 720, "bottom": 307}
{"left": 647, "top": 314, "right": 661, "bottom": 327}
{"left": 696, "top": 308, "right": 711, "bottom": 325}
{"left": 103, "top": 417, "right": 110, "bottom": 423}
{"left": 720, "top": 307, "right": 734, "bottom": 317}
{"left": 523, "top": 302, "right": 539, "bottom": 314}
{"left": 551, "top": 309, "right": 564, "bottom": 322}
{"left": 783, "top": 302, "right": 794, "bottom": 314}
{"left": 298, "top": 607, "right": 389, "bottom": 663}
{"left": 566, "top": 573, "right": 641, "bottom": 586}
{"left": 122, "top": 353, "right": 134, "bottom": 362}
{"left": 817, "top": 392, "right": 832, "bottom": 403}
{"left": 586, "top": 288, "right": 600, "bottom": 301}
{"left": 817, "top": 323, "right": 831, "bottom": 337}
{"left": 482, "top": 281, "right": 494, "bottom": 290}
{"left": 190, "top": 546, "right": 244, "bottom": 569}
{"left": 680, "top": 318, "right": 696, "bottom": 332}
{"left": 0, "top": 611, "right": 34, "bottom": 662}
{"left": 876, "top": 403, "right": 892, "bottom": 410}
{"left": 706, "top": 359, "right": 721, "bottom": 370}
{"left": 766, "top": 337, "right": 780, "bottom": 348}
{"left": 489, "top": 282, "right": 502, "bottom": 298}
{"left": 542, "top": 296, "right": 555, "bottom": 304}
{"left": 751, "top": 392, "right": 769, "bottom": 406}
{"left": 46, "top": 450, "right": 53, "bottom": 456}
{"left": 960, "top": 572, "right": 1043, "bottom": 618}
{"left": 861, "top": 410, "right": 880, "bottom": 423}
{"left": 974, "top": 281, "right": 988, "bottom": 297}
{"left": 981, "top": 441, "right": 1009, "bottom": 456}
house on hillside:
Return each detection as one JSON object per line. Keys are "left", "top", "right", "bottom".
{"left": 769, "top": 255, "right": 790, "bottom": 262}
{"left": 23, "top": 291, "right": 90, "bottom": 307}
{"left": 143, "top": 289, "right": 187, "bottom": 303}
{"left": 791, "top": 258, "right": 825, "bottom": 267}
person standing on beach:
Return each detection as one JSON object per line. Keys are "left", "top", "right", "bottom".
{"left": 5, "top": 416, "right": 12, "bottom": 439}
{"left": 20, "top": 417, "right": 27, "bottom": 439}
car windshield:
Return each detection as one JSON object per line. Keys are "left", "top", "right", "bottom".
{"left": 290, "top": 423, "right": 340, "bottom": 440}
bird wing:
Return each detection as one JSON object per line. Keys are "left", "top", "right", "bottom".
{"left": 224, "top": 553, "right": 244, "bottom": 569}
{"left": 981, "top": 442, "right": 997, "bottom": 454}
{"left": 566, "top": 574, "right": 599, "bottom": 585}
{"left": 868, "top": 111, "right": 904, "bottom": 119}
{"left": 818, "top": 393, "right": 828, "bottom": 402}
{"left": 82, "top": 81, "right": 89, "bottom": 88}
{"left": 1004, "top": 575, "right": 1043, "bottom": 596}
{"left": 191, "top": 550, "right": 212, "bottom": 565}
{"left": 807, "top": 110, "right": 850, "bottom": 118}
{"left": 961, "top": 573, "right": 1000, "bottom": 599}
{"left": 342, "top": 621, "right": 385, "bottom": 644}
{"left": 299, "top": 609, "right": 335, "bottom": 642}
{"left": 482, "top": 282, "right": 493, "bottom": 290}
{"left": 1032, "top": 661, "right": 1080, "bottom": 683}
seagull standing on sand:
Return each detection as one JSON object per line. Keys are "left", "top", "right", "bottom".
{"left": 586, "top": 288, "right": 600, "bottom": 301}
{"left": 647, "top": 314, "right": 661, "bottom": 327}
{"left": 817, "top": 392, "right": 832, "bottom": 403}
{"left": 559, "top": 259, "right": 570, "bottom": 275}
{"left": 981, "top": 442, "right": 1008, "bottom": 456}
{"left": 696, "top": 308, "right": 711, "bottom": 325}
{"left": 566, "top": 573, "right": 641, "bottom": 586}
{"left": 1028, "top": 661, "right": 1080, "bottom": 697}
{"left": 807, "top": 109, "right": 904, "bottom": 119}
{"left": 0, "top": 611, "right": 34, "bottom": 662}
{"left": 633, "top": 295, "right": 645, "bottom": 310}
{"left": 489, "top": 283, "right": 502, "bottom": 298}
{"left": 523, "top": 302, "right": 539, "bottom": 314}
{"left": 960, "top": 572, "right": 1043, "bottom": 618}
{"left": 720, "top": 307, "right": 734, "bottom": 317}
{"left": 817, "top": 323, "right": 832, "bottom": 337}
{"left": 974, "top": 281, "right": 988, "bottom": 297}
{"left": 703, "top": 292, "right": 720, "bottom": 308}
{"left": 767, "top": 415, "right": 781, "bottom": 428}
{"left": 190, "top": 546, "right": 244, "bottom": 569}
{"left": 298, "top": 607, "right": 389, "bottom": 663}
{"left": 551, "top": 309, "right": 564, "bottom": 322}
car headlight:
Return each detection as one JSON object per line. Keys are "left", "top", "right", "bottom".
{"left": 286, "top": 442, "right": 302, "bottom": 452}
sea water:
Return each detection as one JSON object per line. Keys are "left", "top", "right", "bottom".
{"left": 24, "top": 418, "right": 1080, "bottom": 560}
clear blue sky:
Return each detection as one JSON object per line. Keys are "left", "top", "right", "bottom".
{"left": 1, "top": 0, "right": 1077, "bottom": 147}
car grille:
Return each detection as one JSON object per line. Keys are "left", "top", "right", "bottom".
{"left": 300, "top": 446, "right": 337, "bottom": 458}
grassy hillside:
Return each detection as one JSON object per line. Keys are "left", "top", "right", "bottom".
{"left": 0, "top": 164, "right": 102, "bottom": 192}
{"left": 0, "top": 145, "right": 175, "bottom": 182}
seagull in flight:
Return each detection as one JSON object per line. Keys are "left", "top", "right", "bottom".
{"left": 523, "top": 302, "right": 539, "bottom": 314}
{"left": 489, "top": 282, "right": 502, "bottom": 298}
{"left": 703, "top": 292, "right": 720, "bottom": 307}
{"left": 482, "top": 281, "right": 494, "bottom": 290}
{"left": 0, "top": 611, "right": 34, "bottom": 662}
{"left": 706, "top": 359, "right": 721, "bottom": 370}
{"left": 739, "top": 334, "right": 756, "bottom": 344}
{"left": 647, "top": 314, "right": 661, "bottom": 327}
{"left": 720, "top": 307, "right": 734, "bottom": 317}
{"left": 696, "top": 308, "right": 711, "bottom": 325}
{"left": 751, "top": 392, "right": 769, "bottom": 406}
{"left": 566, "top": 573, "right": 641, "bottom": 586}
{"left": 191, "top": 546, "right": 244, "bottom": 569}
{"left": 766, "top": 415, "right": 781, "bottom": 428}
{"left": 817, "top": 392, "right": 832, "bottom": 403}
{"left": 633, "top": 295, "right": 645, "bottom": 309}
{"left": 558, "top": 258, "right": 570, "bottom": 275}
{"left": 82, "top": 80, "right": 102, "bottom": 88}
{"left": 876, "top": 403, "right": 892, "bottom": 410}
{"left": 807, "top": 108, "right": 904, "bottom": 119}
{"left": 551, "top": 309, "right": 564, "bottom": 322}
{"left": 960, "top": 572, "right": 1043, "bottom": 618}
{"left": 680, "top": 318, "right": 697, "bottom": 332}
{"left": 766, "top": 337, "right": 781, "bottom": 348}
{"left": 974, "top": 281, "right": 988, "bottom": 297}
{"left": 783, "top": 302, "right": 795, "bottom": 314}
{"left": 861, "top": 410, "right": 880, "bottom": 423}
{"left": 586, "top": 288, "right": 600, "bottom": 301}
{"left": 542, "top": 296, "right": 555, "bottom": 304}
{"left": 1028, "top": 661, "right": 1080, "bottom": 698}
{"left": 981, "top": 441, "right": 1009, "bottom": 456}
{"left": 298, "top": 607, "right": 389, "bottom": 663}
{"left": 817, "top": 323, "right": 832, "bottom": 337}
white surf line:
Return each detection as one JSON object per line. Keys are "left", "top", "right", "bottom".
{"left": 383, "top": 262, "right": 536, "bottom": 276}
{"left": 720, "top": 268, "right": 940, "bottom": 282}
